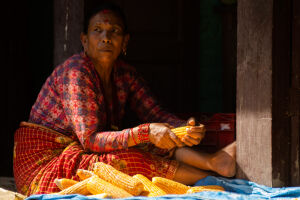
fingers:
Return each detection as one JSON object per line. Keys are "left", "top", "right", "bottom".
{"left": 187, "top": 117, "right": 196, "bottom": 126}
{"left": 186, "top": 127, "right": 205, "bottom": 139}
{"left": 187, "top": 131, "right": 205, "bottom": 140}
{"left": 159, "top": 140, "right": 176, "bottom": 149}
{"left": 168, "top": 131, "right": 184, "bottom": 147}
{"left": 181, "top": 125, "right": 206, "bottom": 147}
{"left": 182, "top": 135, "right": 201, "bottom": 146}
{"left": 149, "top": 123, "right": 185, "bottom": 149}
{"left": 163, "top": 123, "right": 174, "bottom": 129}
{"left": 188, "top": 124, "right": 205, "bottom": 131}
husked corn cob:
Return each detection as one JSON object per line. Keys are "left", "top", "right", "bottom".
{"left": 93, "top": 162, "right": 144, "bottom": 196}
{"left": 54, "top": 178, "right": 78, "bottom": 190}
{"left": 152, "top": 177, "right": 190, "bottom": 194}
{"left": 133, "top": 174, "right": 167, "bottom": 197}
{"left": 88, "top": 193, "right": 112, "bottom": 198}
{"left": 186, "top": 185, "right": 225, "bottom": 193}
{"left": 58, "top": 177, "right": 91, "bottom": 195}
{"left": 76, "top": 169, "right": 95, "bottom": 181}
{"left": 171, "top": 126, "right": 192, "bottom": 139}
{"left": 140, "top": 191, "right": 150, "bottom": 196}
{"left": 87, "top": 175, "right": 132, "bottom": 198}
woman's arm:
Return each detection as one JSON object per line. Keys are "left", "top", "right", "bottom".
{"left": 60, "top": 66, "right": 149, "bottom": 152}
{"left": 127, "top": 70, "right": 205, "bottom": 148}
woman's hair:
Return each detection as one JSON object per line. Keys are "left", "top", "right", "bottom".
{"left": 83, "top": 2, "right": 128, "bottom": 34}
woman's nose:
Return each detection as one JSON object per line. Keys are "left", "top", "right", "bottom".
{"left": 101, "top": 31, "right": 112, "bottom": 44}
{"left": 102, "top": 38, "right": 111, "bottom": 43}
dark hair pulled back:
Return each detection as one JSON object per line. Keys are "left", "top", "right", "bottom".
{"left": 83, "top": 2, "right": 128, "bottom": 34}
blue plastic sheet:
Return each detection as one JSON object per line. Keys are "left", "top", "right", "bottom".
{"left": 26, "top": 176, "right": 300, "bottom": 200}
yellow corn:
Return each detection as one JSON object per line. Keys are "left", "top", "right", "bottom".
{"left": 88, "top": 193, "right": 112, "bottom": 199}
{"left": 76, "top": 169, "right": 95, "bottom": 181}
{"left": 86, "top": 175, "right": 133, "bottom": 198}
{"left": 133, "top": 174, "right": 167, "bottom": 197}
{"left": 54, "top": 178, "right": 78, "bottom": 190}
{"left": 152, "top": 177, "right": 190, "bottom": 194}
{"left": 58, "top": 177, "right": 91, "bottom": 195}
{"left": 186, "top": 185, "right": 225, "bottom": 193}
{"left": 140, "top": 191, "right": 150, "bottom": 196}
{"left": 93, "top": 162, "right": 144, "bottom": 196}
{"left": 171, "top": 126, "right": 192, "bottom": 139}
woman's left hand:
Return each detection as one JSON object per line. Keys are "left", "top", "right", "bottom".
{"left": 181, "top": 117, "right": 206, "bottom": 147}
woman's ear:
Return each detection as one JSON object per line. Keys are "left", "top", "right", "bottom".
{"left": 80, "top": 33, "right": 88, "bottom": 52}
{"left": 123, "top": 34, "right": 130, "bottom": 49}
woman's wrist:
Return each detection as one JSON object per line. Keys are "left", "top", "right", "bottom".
{"left": 129, "top": 123, "right": 150, "bottom": 146}
{"left": 137, "top": 123, "right": 150, "bottom": 143}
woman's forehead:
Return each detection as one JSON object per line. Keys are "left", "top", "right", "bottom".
{"left": 89, "top": 11, "right": 124, "bottom": 27}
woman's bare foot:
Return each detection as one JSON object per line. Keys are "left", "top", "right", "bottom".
{"left": 209, "top": 141, "right": 236, "bottom": 177}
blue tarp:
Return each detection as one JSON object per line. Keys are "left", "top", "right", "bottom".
{"left": 26, "top": 176, "right": 300, "bottom": 200}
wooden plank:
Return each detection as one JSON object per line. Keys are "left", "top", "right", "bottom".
{"left": 272, "top": 0, "right": 292, "bottom": 187}
{"left": 54, "top": 0, "right": 84, "bottom": 67}
{"left": 236, "top": 0, "right": 273, "bottom": 186}
{"left": 237, "top": 0, "right": 294, "bottom": 187}
{"left": 290, "top": 0, "right": 300, "bottom": 186}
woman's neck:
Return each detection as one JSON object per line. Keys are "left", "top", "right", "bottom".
{"left": 94, "top": 62, "right": 114, "bottom": 86}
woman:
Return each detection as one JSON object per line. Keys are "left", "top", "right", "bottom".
{"left": 13, "top": 2, "right": 236, "bottom": 196}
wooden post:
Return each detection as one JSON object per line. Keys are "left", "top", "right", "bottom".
{"left": 54, "top": 0, "right": 84, "bottom": 67}
{"left": 290, "top": 0, "right": 300, "bottom": 185}
{"left": 236, "top": 0, "right": 293, "bottom": 187}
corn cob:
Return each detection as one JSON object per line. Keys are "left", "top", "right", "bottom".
{"left": 86, "top": 175, "right": 133, "bottom": 198}
{"left": 93, "top": 162, "right": 144, "bottom": 196}
{"left": 133, "top": 174, "right": 167, "bottom": 197}
{"left": 152, "top": 177, "right": 190, "bottom": 194}
{"left": 76, "top": 169, "right": 95, "bottom": 181}
{"left": 140, "top": 191, "right": 150, "bottom": 196}
{"left": 58, "top": 177, "right": 91, "bottom": 195}
{"left": 54, "top": 178, "right": 78, "bottom": 190}
{"left": 171, "top": 126, "right": 192, "bottom": 139}
{"left": 186, "top": 185, "right": 225, "bottom": 193}
{"left": 88, "top": 193, "right": 112, "bottom": 198}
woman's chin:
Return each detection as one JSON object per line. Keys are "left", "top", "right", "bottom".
{"left": 97, "top": 54, "right": 117, "bottom": 63}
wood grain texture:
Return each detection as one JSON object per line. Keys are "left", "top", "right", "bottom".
{"left": 236, "top": 0, "right": 273, "bottom": 186}
{"left": 290, "top": 0, "right": 300, "bottom": 186}
{"left": 272, "top": 0, "right": 292, "bottom": 187}
{"left": 237, "top": 0, "right": 297, "bottom": 187}
{"left": 54, "top": 0, "right": 84, "bottom": 67}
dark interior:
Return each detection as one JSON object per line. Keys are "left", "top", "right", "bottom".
{"left": 1, "top": 0, "right": 237, "bottom": 177}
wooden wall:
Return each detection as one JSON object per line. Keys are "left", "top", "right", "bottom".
{"left": 237, "top": 0, "right": 300, "bottom": 186}
{"left": 290, "top": 0, "right": 300, "bottom": 185}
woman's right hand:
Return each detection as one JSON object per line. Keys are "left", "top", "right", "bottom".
{"left": 149, "top": 123, "right": 184, "bottom": 149}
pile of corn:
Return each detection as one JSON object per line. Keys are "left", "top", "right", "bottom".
{"left": 54, "top": 161, "right": 224, "bottom": 199}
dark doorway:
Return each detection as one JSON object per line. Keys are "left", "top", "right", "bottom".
{"left": 1, "top": 1, "right": 53, "bottom": 177}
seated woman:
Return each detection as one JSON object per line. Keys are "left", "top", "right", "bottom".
{"left": 13, "top": 2, "right": 236, "bottom": 196}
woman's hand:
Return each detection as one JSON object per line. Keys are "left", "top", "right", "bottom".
{"left": 149, "top": 123, "right": 184, "bottom": 149}
{"left": 181, "top": 117, "right": 206, "bottom": 147}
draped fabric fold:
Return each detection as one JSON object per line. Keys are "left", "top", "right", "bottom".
{"left": 13, "top": 122, "right": 179, "bottom": 196}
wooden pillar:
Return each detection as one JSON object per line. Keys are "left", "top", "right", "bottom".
{"left": 236, "top": 0, "right": 294, "bottom": 187}
{"left": 54, "top": 0, "right": 84, "bottom": 67}
{"left": 290, "top": 0, "right": 300, "bottom": 185}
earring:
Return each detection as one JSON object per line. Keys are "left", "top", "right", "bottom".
{"left": 123, "top": 48, "right": 127, "bottom": 56}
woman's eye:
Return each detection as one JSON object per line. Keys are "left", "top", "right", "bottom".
{"left": 112, "top": 28, "right": 122, "bottom": 34}
{"left": 94, "top": 27, "right": 102, "bottom": 32}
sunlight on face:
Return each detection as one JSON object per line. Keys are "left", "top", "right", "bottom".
{"left": 82, "top": 11, "right": 129, "bottom": 66}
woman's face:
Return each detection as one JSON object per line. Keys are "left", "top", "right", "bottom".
{"left": 81, "top": 11, "right": 129, "bottom": 66}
